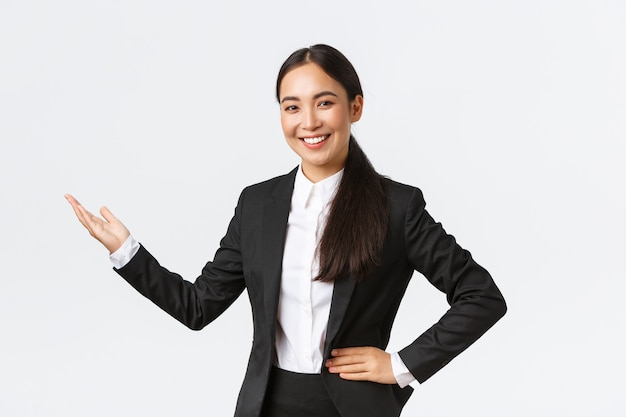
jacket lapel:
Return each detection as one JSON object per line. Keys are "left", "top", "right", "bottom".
{"left": 324, "top": 276, "right": 356, "bottom": 357}
{"left": 262, "top": 168, "right": 297, "bottom": 332}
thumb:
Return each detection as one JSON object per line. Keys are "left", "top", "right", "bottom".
{"left": 99, "top": 206, "right": 117, "bottom": 223}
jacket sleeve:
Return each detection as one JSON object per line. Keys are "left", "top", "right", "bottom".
{"left": 113, "top": 189, "right": 247, "bottom": 331}
{"left": 398, "top": 188, "right": 507, "bottom": 383}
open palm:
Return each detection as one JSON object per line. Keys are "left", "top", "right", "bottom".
{"left": 65, "top": 194, "right": 130, "bottom": 254}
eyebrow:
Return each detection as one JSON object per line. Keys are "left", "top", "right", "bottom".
{"left": 280, "top": 91, "right": 338, "bottom": 103}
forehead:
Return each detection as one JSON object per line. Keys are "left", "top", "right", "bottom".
{"left": 279, "top": 63, "right": 346, "bottom": 99}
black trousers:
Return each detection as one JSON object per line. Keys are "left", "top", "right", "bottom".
{"left": 260, "top": 367, "right": 342, "bottom": 417}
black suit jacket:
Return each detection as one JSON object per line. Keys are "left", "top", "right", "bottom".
{"left": 115, "top": 167, "right": 506, "bottom": 417}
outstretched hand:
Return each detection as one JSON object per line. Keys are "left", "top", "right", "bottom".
{"left": 64, "top": 194, "right": 130, "bottom": 254}
{"left": 325, "top": 346, "right": 397, "bottom": 384}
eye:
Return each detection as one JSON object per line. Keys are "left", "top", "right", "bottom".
{"left": 318, "top": 100, "right": 333, "bottom": 108}
{"left": 283, "top": 105, "right": 299, "bottom": 112}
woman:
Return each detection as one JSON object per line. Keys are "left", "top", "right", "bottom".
{"left": 66, "top": 44, "right": 506, "bottom": 417}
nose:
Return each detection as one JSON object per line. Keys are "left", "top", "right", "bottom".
{"left": 301, "top": 108, "right": 321, "bottom": 131}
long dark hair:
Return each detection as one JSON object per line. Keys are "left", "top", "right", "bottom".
{"left": 276, "top": 45, "right": 390, "bottom": 282}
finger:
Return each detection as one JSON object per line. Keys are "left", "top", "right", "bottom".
{"left": 326, "top": 361, "right": 372, "bottom": 378}
{"left": 337, "top": 372, "right": 371, "bottom": 381}
{"left": 330, "top": 360, "right": 395, "bottom": 384}
{"left": 76, "top": 202, "right": 101, "bottom": 225}
{"left": 65, "top": 195, "right": 93, "bottom": 229}
{"left": 330, "top": 347, "right": 370, "bottom": 357}
{"left": 327, "top": 363, "right": 368, "bottom": 374}
{"left": 64, "top": 193, "right": 79, "bottom": 205}
{"left": 65, "top": 194, "right": 84, "bottom": 217}
{"left": 326, "top": 355, "right": 365, "bottom": 367}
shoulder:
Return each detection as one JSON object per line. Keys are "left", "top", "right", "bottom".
{"left": 383, "top": 177, "right": 425, "bottom": 204}
{"left": 382, "top": 177, "right": 430, "bottom": 226}
{"left": 239, "top": 167, "right": 298, "bottom": 201}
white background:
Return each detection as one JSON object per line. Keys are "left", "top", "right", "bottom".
{"left": 1, "top": 1, "right": 624, "bottom": 416}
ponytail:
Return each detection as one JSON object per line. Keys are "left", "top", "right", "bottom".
{"left": 315, "top": 137, "right": 389, "bottom": 282}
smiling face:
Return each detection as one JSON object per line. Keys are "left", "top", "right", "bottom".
{"left": 279, "top": 63, "right": 363, "bottom": 183}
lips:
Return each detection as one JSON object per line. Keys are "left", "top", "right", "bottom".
{"left": 301, "top": 134, "right": 329, "bottom": 145}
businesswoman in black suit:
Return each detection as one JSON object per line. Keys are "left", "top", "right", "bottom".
{"left": 66, "top": 44, "right": 506, "bottom": 417}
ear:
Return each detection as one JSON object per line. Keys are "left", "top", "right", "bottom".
{"left": 350, "top": 95, "right": 364, "bottom": 122}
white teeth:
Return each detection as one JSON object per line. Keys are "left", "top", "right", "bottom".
{"left": 302, "top": 135, "right": 329, "bottom": 144}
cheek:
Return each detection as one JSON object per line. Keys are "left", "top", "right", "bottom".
{"left": 329, "top": 108, "right": 351, "bottom": 128}
{"left": 280, "top": 115, "right": 294, "bottom": 137}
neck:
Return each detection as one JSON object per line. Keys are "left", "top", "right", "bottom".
{"left": 301, "top": 163, "right": 345, "bottom": 183}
